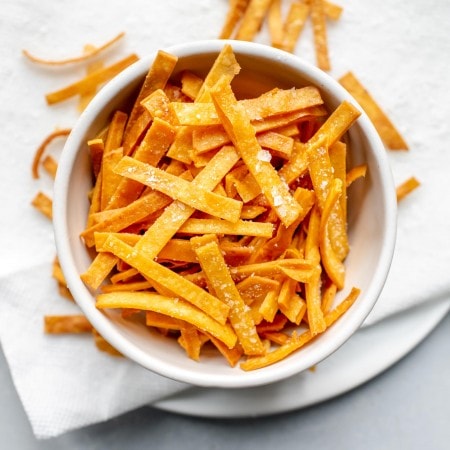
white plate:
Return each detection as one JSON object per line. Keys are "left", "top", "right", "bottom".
{"left": 154, "top": 299, "right": 450, "bottom": 417}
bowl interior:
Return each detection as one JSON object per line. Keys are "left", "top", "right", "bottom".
{"left": 54, "top": 40, "right": 396, "bottom": 388}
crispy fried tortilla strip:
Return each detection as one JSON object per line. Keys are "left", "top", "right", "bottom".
{"left": 23, "top": 32, "right": 125, "bottom": 65}
{"left": 396, "top": 176, "right": 420, "bottom": 202}
{"left": 42, "top": 155, "right": 58, "bottom": 179}
{"left": 177, "top": 218, "right": 273, "bottom": 237}
{"left": 319, "top": 178, "right": 345, "bottom": 289}
{"left": 94, "top": 233, "right": 198, "bottom": 263}
{"left": 31, "top": 191, "right": 52, "bottom": 219}
{"left": 45, "top": 54, "right": 138, "bottom": 105}
{"left": 329, "top": 141, "right": 347, "bottom": 218}
{"left": 140, "top": 89, "right": 177, "bottom": 124}
{"left": 130, "top": 145, "right": 240, "bottom": 259}
{"left": 235, "top": 0, "right": 272, "bottom": 41}
{"left": 114, "top": 156, "right": 243, "bottom": 222}
{"left": 44, "top": 315, "right": 93, "bottom": 333}
{"left": 236, "top": 276, "right": 279, "bottom": 304}
{"left": 32, "top": 129, "right": 71, "bottom": 179}
{"left": 122, "top": 51, "right": 178, "bottom": 155}
{"left": 324, "top": 287, "right": 360, "bottom": 326}
{"left": 241, "top": 287, "right": 360, "bottom": 370}
{"left": 88, "top": 138, "right": 104, "bottom": 179}
{"left": 81, "top": 190, "right": 172, "bottom": 247}
{"left": 180, "top": 71, "right": 204, "bottom": 100}
{"left": 80, "top": 251, "right": 119, "bottom": 290}
{"left": 277, "top": 1, "right": 310, "bottom": 53}
{"left": 78, "top": 45, "right": 105, "bottom": 112}
{"left": 324, "top": 1, "right": 343, "bottom": 20}
{"left": 172, "top": 86, "right": 323, "bottom": 127}
{"left": 280, "top": 101, "right": 360, "bottom": 184}
{"left": 100, "top": 111, "right": 127, "bottom": 209}
{"left": 259, "top": 285, "right": 281, "bottom": 322}
{"left": 97, "top": 291, "right": 236, "bottom": 348}
{"left": 193, "top": 105, "right": 326, "bottom": 153}
{"left": 211, "top": 77, "right": 302, "bottom": 227}
{"left": 92, "top": 329, "right": 123, "bottom": 356}
{"left": 193, "top": 238, "right": 265, "bottom": 355}
{"left": 230, "top": 259, "right": 314, "bottom": 281}
{"left": 310, "top": 0, "right": 330, "bottom": 70}
{"left": 240, "top": 329, "right": 313, "bottom": 371}
{"left": 145, "top": 310, "right": 185, "bottom": 330}
{"left": 178, "top": 325, "right": 205, "bottom": 361}
{"left": 257, "top": 131, "right": 294, "bottom": 159}
{"left": 101, "top": 280, "right": 153, "bottom": 293}
{"left": 307, "top": 138, "right": 349, "bottom": 260}
{"left": 106, "top": 118, "right": 176, "bottom": 209}
{"left": 321, "top": 282, "right": 337, "bottom": 313}
{"left": 346, "top": 164, "right": 367, "bottom": 187}
{"left": 339, "top": 72, "right": 408, "bottom": 150}
{"left": 268, "top": 0, "right": 283, "bottom": 47}
{"left": 209, "top": 335, "right": 244, "bottom": 367}
{"left": 101, "top": 235, "right": 230, "bottom": 324}
{"left": 195, "top": 44, "right": 241, "bottom": 103}
{"left": 219, "top": 0, "right": 251, "bottom": 39}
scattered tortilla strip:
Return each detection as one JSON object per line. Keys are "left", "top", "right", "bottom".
{"left": 310, "top": 0, "right": 331, "bottom": 71}
{"left": 92, "top": 329, "right": 123, "bottom": 356}
{"left": 42, "top": 155, "right": 58, "bottom": 179}
{"left": 23, "top": 32, "right": 125, "bottom": 65}
{"left": 339, "top": 72, "right": 408, "bottom": 150}
{"left": 396, "top": 176, "right": 420, "bottom": 202}
{"left": 32, "top": 129, "right": 71, "bottom": 179}
{"left": 324, "top": 1, "right": 343, "bottom": 20}
{"left": 45, "top": 54, "right": 139, "bottom": 105}
{"left": 268, "top": 0, "right": 283, "bottom": 47}
{"left": 277, "top": 1, "right": 310, "bottom": 53}
{"left": 31, "top": 191, "right": 52, "bottom": 219}
{"left": 235, "top": 0, "right": 272, "bottom": 41}
{"left": 97, "top": 291, "right": 236, "bottom": 348}
{"left": 78, "top": 45, "right": 105, "bottom": 112}
{"left": 44, "top": 315, "right": 93, "bottom": 334}
{"left": 220, "top": 0, "right": 251, "bottom": 39}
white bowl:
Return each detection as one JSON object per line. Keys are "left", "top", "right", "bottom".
{"left": 53, "top": 39, "right": 397, "bottom": 389}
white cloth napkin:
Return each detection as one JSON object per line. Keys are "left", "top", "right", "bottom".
{"left": 1, "top": 0, "right": 449, "bottom": 440}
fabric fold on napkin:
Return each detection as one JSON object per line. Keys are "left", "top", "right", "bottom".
{"left": 0, "top": 263, "right": 188, "bottom": 438}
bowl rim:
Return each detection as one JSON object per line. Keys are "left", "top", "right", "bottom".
{"left": 53, "top": 39, "right": 397, "bottom": 388}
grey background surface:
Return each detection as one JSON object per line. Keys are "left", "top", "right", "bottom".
{"left": 1, "top": 312, "right": 448, "bottom": 450}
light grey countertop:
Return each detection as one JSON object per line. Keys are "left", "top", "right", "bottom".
{"left": 1, "top": 311, "right": 448, "bottom": 450}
